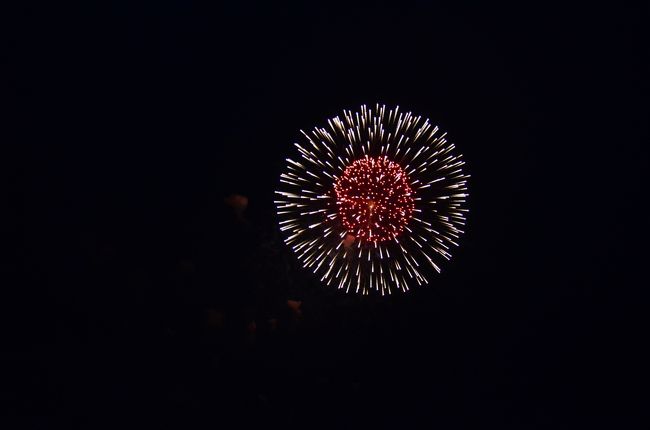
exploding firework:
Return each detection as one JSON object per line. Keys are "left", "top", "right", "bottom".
{"left": 275, "top": 104, "right": 469, "bottom": 295}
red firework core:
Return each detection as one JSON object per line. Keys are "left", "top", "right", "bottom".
{"left": 334, "top": 156, "right": 415, "bottom": 244}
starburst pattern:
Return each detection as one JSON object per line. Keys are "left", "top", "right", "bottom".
{"left": 275, "top": 104, "right": 469, "bottom": 295}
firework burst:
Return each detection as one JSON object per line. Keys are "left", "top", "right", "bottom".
{"left": 275, "top": 104, "right": 469, "bottom": 295}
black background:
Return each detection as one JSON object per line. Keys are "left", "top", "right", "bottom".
{"left": 8, "top": 1, "right": 649, "bottom": 428}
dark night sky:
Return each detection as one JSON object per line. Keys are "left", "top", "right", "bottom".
{"left": 8, "top": 1, "right": 649, "bottom": 428}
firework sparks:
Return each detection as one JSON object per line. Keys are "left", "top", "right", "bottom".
{"left": 276, "top": 104, "right": 469, "bottom": 295}
{"left": 334, "top": 156, "right": 415, "bottom": 244}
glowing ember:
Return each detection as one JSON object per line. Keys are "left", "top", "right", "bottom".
{"left": 334, "top": 156, "right": 414, "bottom": 244}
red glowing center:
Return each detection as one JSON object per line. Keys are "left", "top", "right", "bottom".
{"left": 334, "top": 156, "right": 415, "bottom": 243}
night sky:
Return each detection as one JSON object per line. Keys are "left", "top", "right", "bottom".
{"left": 10, "top": 1, "right": 649, "bottom": 428}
